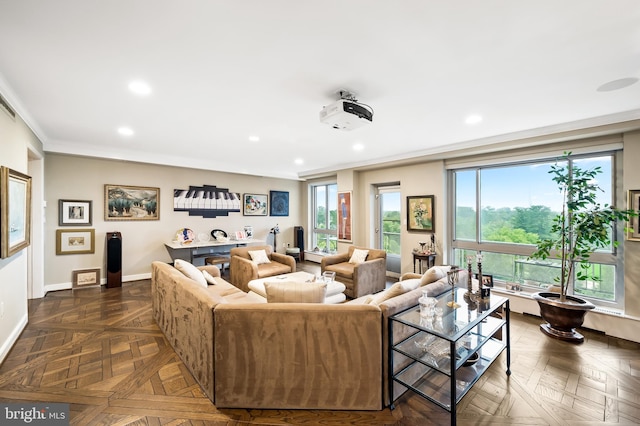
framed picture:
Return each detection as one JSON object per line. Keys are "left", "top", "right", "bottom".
{"left": 338, "top": 191, "right": 352, "bottom": 242}
{"left": 59, "top": 199, "right": 92, "bottom": 226}
{"left": 1, "top": 166, "right": 32, "bottom": 259}
{"left": 105, "top": 184, "right": 159, "bottom": 221}
{"left": 72, "top": 268, "right": 101, "bottom": 289}
{"left": 243, "top": 193, "right": 268, "bottom": 216}
{"left": 407, "top": 195, "right": 434, "bottom": 232}
{"left": 474, "top": 273, "right": 494, "bottom": 288}
{"left": 56, "top": 228, "right": 95, "bottom": 255}
{"left": 627, "top": 190, "right": 640, "bottom": 241}
{"left": 270, "top": 190, "right": 289, "bottom": 216}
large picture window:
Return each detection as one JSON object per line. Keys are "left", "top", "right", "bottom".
{"left": 450, "top": 152, "right": 624, "bottom": 309}
{"left": 311, "top": 183, "right": 337, "bottom": 252}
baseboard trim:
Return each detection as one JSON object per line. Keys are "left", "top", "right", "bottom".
{"left": 43, "top": 272, "right": 152, "bottom": 296}
{"left": 0, "top": 312, "right": 27, "bottom": 364}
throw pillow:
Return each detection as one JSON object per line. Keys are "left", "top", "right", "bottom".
{"left": 368, "top": 279, "right": 420, "bottom": 305}
{"left": 248, "top": 249, "right": 271, "bottom": 265}
{"left": 420, "top": 265, "right": 451, "bottom": 286}
{"left": 263, "top": 281, "right": 327, "bottom": 303}
{"left": 349, "top": 248, "right": 369, "bottom": 264}
{"left": 174, "top": 259, "right": 208, "bottom": 288}
{"left": 202, "top": 270, "right": 217, "bottom": 285}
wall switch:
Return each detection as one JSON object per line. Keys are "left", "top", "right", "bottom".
{"left": 0, "top": 301, "right": 4, "bottom": 318}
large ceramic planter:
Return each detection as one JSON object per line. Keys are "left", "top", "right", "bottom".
{"left": 532, "top": 292, "right": 595, "bottom": 344}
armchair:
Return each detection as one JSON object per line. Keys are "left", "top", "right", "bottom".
{"left": 229, "top": 245, "right": 296, "bottom": 292}
{"left": 321, "top": 246, "right": 387, "bottom": 298}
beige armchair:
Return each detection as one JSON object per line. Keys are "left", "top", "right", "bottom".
{"left": 229, "top": 245, "right": 296, "bottom": 292}
{"left": 321, "top": 246, "right": 387, "bottom": 298}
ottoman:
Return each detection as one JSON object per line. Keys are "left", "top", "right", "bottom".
{"left": 247, "top": 271, "right": 346, "bottom": 304}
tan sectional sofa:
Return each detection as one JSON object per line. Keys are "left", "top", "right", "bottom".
{"left": 151, "top": 260, "right": 467, "bottom": 410}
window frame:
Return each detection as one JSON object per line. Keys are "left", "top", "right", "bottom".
{"left": 448, "top": 150, "right": 625, "bottom": 310}
{"left": 310, "top": 182, "right": 338, "bottom": 252}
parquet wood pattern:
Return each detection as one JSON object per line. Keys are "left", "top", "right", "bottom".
{"left": 1, "top": 264, "right": 639, "bottom": 425}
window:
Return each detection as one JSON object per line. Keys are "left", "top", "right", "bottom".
{"left": 450, "top": 152, "right": 624, "bottom": 309}
{"left": 311, "top": 183, "right": 337, "bottom": 252}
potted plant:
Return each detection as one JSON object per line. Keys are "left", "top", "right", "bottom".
{"left": 529, "top": 152, "right": 637, "bottom": 343}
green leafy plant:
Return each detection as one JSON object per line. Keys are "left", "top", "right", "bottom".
{"left": 529, "top": 152, "right": 637, "bottom": 302}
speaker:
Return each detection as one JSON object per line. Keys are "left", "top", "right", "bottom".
{"left": 106, "top": 231, "right": 122, "bottom": 288}
{"left": 294, "top": 226, "right": 304, "bottom": 261}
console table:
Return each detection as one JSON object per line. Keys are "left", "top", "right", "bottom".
{"left": 413, "top": 252, "right": 436, "bottom": 273}
{"left": 389, "top": 288, "right": 510, "bottom": 425}
{"left": 164, "top": 239, "right": 265, "bottom": 266}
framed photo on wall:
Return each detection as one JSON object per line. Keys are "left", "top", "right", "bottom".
{"left": 338, "top": 191, "right": 352, "bottom": 242}
{"left": 270, "top": 190, "right": 289, "bottom": 216}
{"left": 105, "top": 184, "right": 159, "bottom": 221}
{"left": 56, "top": 228, "right": 95, "bottom": 255}
{"left": 407, "top": 195, "right": 434, "bottom": 232}
{"left": 1, "top": 166, "right": 32, "bottom": 259}
{"left": 243, "top": 193, "right": 268, "bottom": 216}
{"left": 59, "top": 199, "right": 92, "bottom": 226}
{"left": 627, "top": 189, "right": 640, "bottom": 241}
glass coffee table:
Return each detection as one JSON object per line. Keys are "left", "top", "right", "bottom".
{"left": 389, "top": 287, "right": 510, "bottom": 425}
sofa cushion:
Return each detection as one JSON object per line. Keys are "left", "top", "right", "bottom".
{"left": 174, "top": 259, "right": 208, "bottom": 287}
{"left": 349, "top": 248, "right": 369, "bottom": 264}
{"left": 249, "top": 249, "right": 271, "bottom": 264}
{"left": 323, "top": 262, "right": 354, "bottom": 279}
{"left": 263, "top": 281, "right": 327, "bottom": 303}
{"left": 257, "top": 262, "right": 292, "bottom": 278}
{"left": 202, "top": 270, "right": 217, "bottom": 285}
{"left": 368, "top": 279, "right": 420, "bottom": 305}
{"left": 420, "top": 265, "right": 451, "bottom": 286}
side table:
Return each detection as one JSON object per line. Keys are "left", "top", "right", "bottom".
{"left": 413, "top": 252, "right": 436, "bottom": 273}
{"left": 389, "top": 288, "right": 510, "bottom": 425}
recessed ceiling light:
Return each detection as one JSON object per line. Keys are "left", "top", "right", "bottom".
{"left": 353, "top": 143, "right": 364, "bottom": 151}
{"left": 128, "top": 80, "right": 152, "bottom": 96}
{"left": 294, "top": 158, "right": 304, "bottom": 165}
{"left": 465, "top": 115, "right": 483, "bottom": 125}
{"left": 248, "top": 135, "right": 260, "bottom": 142}
{"left": 597, "top": 77, "right": 639, "bottom": 92}
{"left": 118, "top": 127, "right": 134, "bottom": 136}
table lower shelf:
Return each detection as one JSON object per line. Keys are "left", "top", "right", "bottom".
{"left": 392, "top": 338, "right": 505, "bottom": 410}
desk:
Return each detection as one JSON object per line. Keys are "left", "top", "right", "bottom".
{"left": 413, "top": 252, "right": 436, "bottom": 273}
{"left": 164, "top": 239, "right": 265, "bottom": 266}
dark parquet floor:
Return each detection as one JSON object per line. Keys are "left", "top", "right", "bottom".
{"left": 1, "top": 262, "right": 639, "bottom": 425}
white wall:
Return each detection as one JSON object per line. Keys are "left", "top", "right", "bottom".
{"left": 0, "top": 109, "right": 44, "bottom": 363}
{"left": 44, "top": 154, "right": 302, "bottom": 289}
{"left": 622, "top": 130, "right": 640, "bottom": 319}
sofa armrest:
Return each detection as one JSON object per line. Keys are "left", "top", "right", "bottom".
{"left": 229, "top": 255, "right": 258, "bottom": 292}
{"left": 320, "top": 252, "right": 350, "bottom": 269}
{"left": 214, "top": 303, "right": 382, "bottom": 410}
{"left": 151, "top": 261, "right": 218, "bottom": 401}
{"left": 352, "top": 257, "right": 387, "bottom": 295}
{"left": 271, "top": 252, "right": 297, "bottom": 272}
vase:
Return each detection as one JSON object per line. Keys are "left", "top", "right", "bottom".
{"left": 532, "top": 292, "right": 595, "bottom": 344}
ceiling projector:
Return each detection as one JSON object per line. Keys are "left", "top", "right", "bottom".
{"left": 319, "top": 99, "right": 373, "bottom": 130}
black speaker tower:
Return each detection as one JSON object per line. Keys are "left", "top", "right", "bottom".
{"left": 294, "top": 226, "right": 304, "bottom": 261}
{"left": 106, "top": 231, "right": 122, "bottom": 288}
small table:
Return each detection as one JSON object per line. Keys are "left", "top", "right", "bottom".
{"left": 413, "top": 252, "right": 436, "bottom": 273}
{"left": 247, "top": 271, "right": 347, "bottom": 304}
{"left": 389, "top": 288, "right": 510, "bottom": 425}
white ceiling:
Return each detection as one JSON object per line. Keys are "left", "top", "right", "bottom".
{"left": 1, "top": 1, "right": 639, "bottom": 180}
